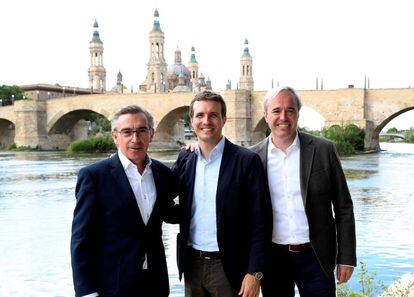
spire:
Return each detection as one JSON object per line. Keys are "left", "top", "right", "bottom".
{"left": 117, "top": 71, "right": 123, "bottom": 84}
{"left": 152, "top": 8, "right": 162, "bottom": 32}
{"left": 190, "top": 46, "right": 197, "bottom": 63}
{"left": 91, "top": 19, "right": 102, "bottom": 44}
{"left": 175, "top": 47, "right": 182, "bottom": 64}
{"left": 242, "top": 38, "right": 251, "bottom": 57}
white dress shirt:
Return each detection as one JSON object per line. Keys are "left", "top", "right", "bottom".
{"left": 188, "top": 137, "right": 225, "bottom": 252}
{"left": 118, "top": 150, "right": 157, "bottom": 226}
{"left": 267, "top": 134, "right": 310, "bottom": 244}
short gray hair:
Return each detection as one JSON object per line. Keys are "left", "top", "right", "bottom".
{"left": 111, "top": 105, "right": 154, "bottom": 131}
{"left": 263, "top": 86, "right": 302, "bottom": 112}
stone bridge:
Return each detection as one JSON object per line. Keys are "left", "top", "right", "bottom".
{"left": 0, "top": 88, "right": 413, "bottom": 151}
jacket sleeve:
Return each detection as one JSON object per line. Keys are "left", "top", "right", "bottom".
{"left": 246, "top": 153, "right": 273, "bottom": 273}
{"left": 71, "top": 168, "right": 99, "bottom": 296}
{"left": 329, "top": 142, "right": 357, "bottom": 267}
{"left": 161, "top": 165, "right": 180, "bottom": 224}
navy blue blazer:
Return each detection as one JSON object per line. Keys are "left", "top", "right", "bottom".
{"left": 71, "top": 153, "right": 178, "bottom": 297}
{"left": 172, "top": 138, "right": 272, "bottom": 290}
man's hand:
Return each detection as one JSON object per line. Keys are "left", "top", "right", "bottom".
{"left": 336, "top": 264, "right": 354, "bottom": 284}
{"left": 184, "top": 142, "right": 197, "bottom": 152}
{"left": 238, "top": 273, "right": 260, "bottom": 297}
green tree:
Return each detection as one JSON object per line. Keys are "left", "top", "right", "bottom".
{"left": 404, "top": 129, "right": 414, "bottom": 143}
{"left": 82, "top": 113, "right": 111, "bottom": 134}
{"left": 387, "top": 127, "right": 399, "bottom": 134}
{"left": 0, "top": 85, "right": 26, "bottom": 106}
{"left": 322, "top": 124, "right": 365, "bottom": 155}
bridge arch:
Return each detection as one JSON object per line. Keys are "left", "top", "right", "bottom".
{"left": 47, "top": 109, "right": 109, "bottom": 150}
{"left": 0, "top": 119, "right": 15, "bottom": 148}
{"left": 372, "top": 107, "right": 414, "bottom": 147}
{"left": 251, "top": 117, "right": 269, "bottom": 144}
{"left": 47, "top": 105, "right": 111, "bottom": 133}
{"left": 376, "top": 107, "right": 414, "bottom": 134}
{"left": 153, "top": 105, "right": 190, "bottom": 150}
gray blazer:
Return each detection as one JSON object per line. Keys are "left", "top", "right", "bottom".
{"left": 250, "top": 131, "right": 356, "bottom": 275}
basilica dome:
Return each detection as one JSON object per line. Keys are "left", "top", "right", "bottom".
{"left": 167, "top": 48, "right": 190, "bottom": 78}
{"left": 167, "top": 63, "right": 190, "bottom": 77}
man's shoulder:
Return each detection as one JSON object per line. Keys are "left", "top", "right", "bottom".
{"left": 299, "top": 132, "right": 334, "bottom": 148}
{"left": 248, "top": 138, "right": 268, "bottom": 153}
{"left": 150, "top": 157, "right": 172, "bottom": 172}
{"left": 225, "top": 139, "right": 260, "bottom": 161}
{"left": 84, "top": 155, "right": 113, "bottom": 169}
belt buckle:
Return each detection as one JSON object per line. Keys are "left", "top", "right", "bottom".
{"left": 199, "top": 250, "right": 211, "bottom": 259}
{"left": 288, "top": 244, "right": 299, "bottom": 253}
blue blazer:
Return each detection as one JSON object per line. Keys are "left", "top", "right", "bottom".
{"left": 71, "top": 153, "right": 178, "bottom": 297}
{"left": 172, "top": 138, "right": 272, "bottom": 290}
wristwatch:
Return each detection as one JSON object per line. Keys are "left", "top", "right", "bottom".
{"left": 249, "top": 272, "right": 263, "bottom": 281}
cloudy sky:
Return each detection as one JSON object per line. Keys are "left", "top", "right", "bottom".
{"left": 1, "top": 0, "right": 413, "bottom": 129}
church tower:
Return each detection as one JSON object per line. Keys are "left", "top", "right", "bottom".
{"left": 88, "top": 20, "right": 106, "bottom": 92}
{"left": 188, "top": 46, "right": 199, "bottom": 91}
{"left": 239, "top": 39, "right": 254, "bottom": 91}
{"left": 145, "top": 9, "right": 168, "bottom": 93}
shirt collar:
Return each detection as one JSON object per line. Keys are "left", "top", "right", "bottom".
{"left": 195, "top": 136, "right": 225, "bottom": 161}
{"left": 268, "top": 132, "right": 300, "bottom": 153}
{"left": 118, "top": 149, "right": 152, "bottom": 171}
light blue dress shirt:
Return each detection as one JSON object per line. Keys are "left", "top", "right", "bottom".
{"left": 188, "top": 137, "right": 225, "bottom": 252}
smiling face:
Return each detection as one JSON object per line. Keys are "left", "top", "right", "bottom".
{"left": 190, "top": 100, "right": 226, "bottom": 146}
{"left": 111, "top": 112, "right": 154, "bottom": 165}
{"left": 264, "top": 90, "right": 299, "bottom": 146}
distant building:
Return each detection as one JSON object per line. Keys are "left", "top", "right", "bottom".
{"left": 21, "top": 84, "right": 97, "bottom": 100}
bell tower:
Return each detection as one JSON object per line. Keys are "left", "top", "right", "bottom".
{"left": 239, "top": 39, "right": 254, "bottom": 91}
{"left": 188, "top": 46, "right": 199, "bottom": 91}
{"left": 88, "top": 20, "right": 106, "bottom": 92}
{"left": 145, "top": 9, "right": 168, "bottom": 93}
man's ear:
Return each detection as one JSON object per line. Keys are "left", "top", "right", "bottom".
{"left": 111, "top": 130, "right": 118, "bottom": 145}
{"left": 149, "top": 127, "right": 155, "bottom": 142}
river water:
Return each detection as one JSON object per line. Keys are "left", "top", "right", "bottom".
{"left": 0, "top": 143, "right": 413, "bottom": 296}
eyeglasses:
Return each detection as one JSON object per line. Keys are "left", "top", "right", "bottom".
{"left": 115, "top": 128, "right": 151, "bottom": 138}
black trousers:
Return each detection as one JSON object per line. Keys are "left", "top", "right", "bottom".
{"left": 261, "top": 243, "right": 335, "bottom": 297}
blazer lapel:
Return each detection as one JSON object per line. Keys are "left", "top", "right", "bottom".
{"left": 256, "top": 138, "right": 269, "bottom": 171}
{"left": 109, "top": 153, "right": 145, "bottom": 227}
{"left": 184, "top": 152, "right": 198, "bottom": 225}
{"left": 147, "top": 160, "right": 162, "bottom": 225}
{"left": 216, "top": 139, "right": 233, "bottom": 226}
{"left": 299, "top": 132, "right": 315, "bottom": 207}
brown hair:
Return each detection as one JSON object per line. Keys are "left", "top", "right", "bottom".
{"left": 189, "top": 91, "right": 227, "bottom": 118}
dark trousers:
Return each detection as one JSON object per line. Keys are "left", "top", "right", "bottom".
{"left": 184, "top": 256, "right": 238, "bottom": 297}
{"left": 262, "top": 243, "right": 335, "bottom": 297}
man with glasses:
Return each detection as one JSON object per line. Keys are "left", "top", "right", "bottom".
{"left": 71, "top": 105, "right": 179, "bottom": 297}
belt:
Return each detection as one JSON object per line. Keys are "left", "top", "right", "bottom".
{"left": 274, "top": 242, "right": 312, "bottom": 253}
{"left": 188, "top": 247, "right": 221, "bottom": 259}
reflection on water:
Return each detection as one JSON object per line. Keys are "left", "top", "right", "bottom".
{"left": 341, "top": 142, "right": 414, "bottom": 293}
{"left": 0, "top": 143, "right": 413, "bottom": 296}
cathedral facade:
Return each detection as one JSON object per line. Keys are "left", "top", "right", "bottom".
{"left": 88, "top": 9, "right": 254, "bottom": 94}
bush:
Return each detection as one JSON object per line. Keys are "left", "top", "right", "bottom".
{"left": 322, "top": 124, "right": 365, "bottom": 156}
{"left": 68, "top": 134, "right": 116, "bottom": 153}
{"left": 404, "top": 130, "right": 414, "bottom": 143}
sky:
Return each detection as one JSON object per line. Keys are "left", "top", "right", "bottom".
{"left": 0, "top": 0, "right": 413, "bottom": 129}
